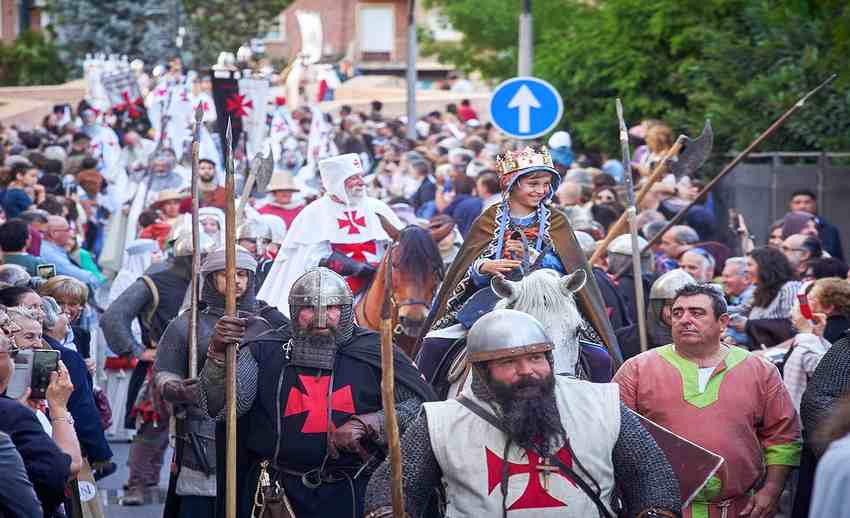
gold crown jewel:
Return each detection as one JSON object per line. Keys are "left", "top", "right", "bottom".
{"left": 496, "top": 146, "right": 555, "bottom": 176}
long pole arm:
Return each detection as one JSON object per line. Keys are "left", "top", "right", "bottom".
{"left": 618, "top": 74, "right": 838, "bottom": 277}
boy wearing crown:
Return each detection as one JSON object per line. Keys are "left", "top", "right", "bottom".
{"left": 426, "top": 146, "right": 621, "bottom": 361}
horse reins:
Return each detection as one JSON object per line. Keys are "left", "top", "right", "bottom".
{"left": 358, "top": 243, "right": 434, "bottom": 335}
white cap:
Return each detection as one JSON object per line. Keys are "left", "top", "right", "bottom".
{"left": 318, "top": 153, "right": 365, "bottom": 205}
{"left": 547, "top": 130, "right": 572, "bottom": 149}
{"left": 438, "top": 137, "right": 461, "bottom": 150}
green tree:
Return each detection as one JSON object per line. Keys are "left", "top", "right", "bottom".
{"left": 182, "top": 0, "right": 291, "bottom": 68}
{"left": 0, "top": 31, "right": 68, "bottom": 86}
{"left": 424, "top": 0, "right": 850, "bottom": 157}
{"left": 49, "top": 1, "right": 182, "bottom": 70}
{"left": 49, "top": 1, "right": 292, "bottom": 70}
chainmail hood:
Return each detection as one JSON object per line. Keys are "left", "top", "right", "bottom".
{"left": 199, "top": 248, "right": 259, "bottom": 314}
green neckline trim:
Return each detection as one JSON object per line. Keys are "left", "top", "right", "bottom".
{"left": 657, "top": 344, "right": 749, "bottom": 408}
{"left": 765, "top": 442, "right": 802, "bottom": 466}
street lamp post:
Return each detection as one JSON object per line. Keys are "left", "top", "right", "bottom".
{"left": 518, "top": 0, "right": 533, "bottom": 76}
{"left": 406, "top": 0, "right": 418, "bottom": 140}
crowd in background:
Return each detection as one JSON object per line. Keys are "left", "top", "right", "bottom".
{"left": 0, "top": 62, "right": 849, "bottom": 517}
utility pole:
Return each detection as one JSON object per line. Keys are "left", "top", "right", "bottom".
{"left": 406, "top": 0, "right": 418, "bottom": 140}
{"left": 518, "top": 0, "right": 533, "bottom": 76}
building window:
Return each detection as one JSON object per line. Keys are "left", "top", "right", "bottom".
{"left": 358, "top": 4, "right": 394, "bottom": 62}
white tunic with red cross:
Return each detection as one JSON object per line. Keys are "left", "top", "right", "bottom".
{"left": 423, "top": 376, "right": 621, "bottom": 517}
{"left": 256, "top": 193, "right": 404, "bottom": 317}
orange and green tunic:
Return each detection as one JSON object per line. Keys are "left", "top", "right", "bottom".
{"left": 614, "top": 345, "right": 801, "bottom": 518}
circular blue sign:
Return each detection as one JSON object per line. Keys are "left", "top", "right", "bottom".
{"left": 489, "top": 76, "right": 564, "bottom": 139}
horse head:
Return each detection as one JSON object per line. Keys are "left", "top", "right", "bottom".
{"left": 377, "top": 214, "right": 445, "bottom": 337}
{"left": 491, "top": 269, "right": 588, "bottom": 375}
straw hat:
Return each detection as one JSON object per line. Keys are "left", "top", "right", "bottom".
{"left": 151, "top": 189, "right": 184, "bottom": 209}
{"left": 265, "top": 170, "right": 300, "bottom": 192}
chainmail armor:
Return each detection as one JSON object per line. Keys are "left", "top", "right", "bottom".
{"left": 370, "top": 384, "right": 422, "bottom": 446}
{"left": 365, "top": 410, "right": 441, "bottom": 518}
{"left": 800, "top": 335, "right": 850, "bottom": 453}
{"left": 288, "top": 335, "right": 338, "bottom": 370}
{"left": 613, "top": 402, "right": 682, "bottom": 516}
{"left": 198, "top": 349, "right": 260, "bottom": 421}
{"left": 364, "top": 399, "right": 682, "bottom": 518}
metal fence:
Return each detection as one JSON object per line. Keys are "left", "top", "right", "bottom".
{"left": 713, "top": 153, "right": 850, "bottom": 259}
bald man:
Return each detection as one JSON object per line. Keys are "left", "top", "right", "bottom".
{"left": 38, "top": 216, "right": 102, "bottom": 287}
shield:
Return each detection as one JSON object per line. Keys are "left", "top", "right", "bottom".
{"left": 630, "top": 408, "right": 724, "bottom": 507}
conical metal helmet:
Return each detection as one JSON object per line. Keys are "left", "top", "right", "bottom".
{"left": 289, "top": 267, "right": 353, "bottom": 328}
{"left": 236, "top": 219, "right": 272, "bottom": 241}
{"left": 607, "top": 234, "right": 649, "bottom": 256}
{"left": 467, "top": 309, "right": 553, "bottom": 363}
{"left": 167, "top": 217, "right": 216, "bottom": 257}
{"left": 649, "top": 269, "right": 696, "bottom": 301}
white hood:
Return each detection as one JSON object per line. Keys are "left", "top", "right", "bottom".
{"left": 318, "top": 153, "right": 364, "bottom": 206}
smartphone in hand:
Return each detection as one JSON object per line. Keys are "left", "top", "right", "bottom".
{"left": 30, "top": 349, "right": 61, "bottom": 399}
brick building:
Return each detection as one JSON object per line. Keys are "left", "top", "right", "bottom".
{"left": 264, "top": 0, "right": 460, "bottom": 76}
{"left": 1, "top": 0, "right": 44, "bottom": 44}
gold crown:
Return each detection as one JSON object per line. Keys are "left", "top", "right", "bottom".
{"left": 495, "top": 146, "right": 555, "bottom": 176}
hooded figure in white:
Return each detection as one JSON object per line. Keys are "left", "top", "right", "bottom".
{"left": 257, "top": 153, "right": 403, "bottom": 316}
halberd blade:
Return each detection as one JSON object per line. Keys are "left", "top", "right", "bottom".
{"left": 255, "top": 151, "right": 275, "bottom": 193}
{"left": 671, "top": 119, "right": 713, "bottom": 178}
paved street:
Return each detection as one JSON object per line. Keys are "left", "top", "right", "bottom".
{"left": 97, "top": 440, "right": 171, "bottom": 518}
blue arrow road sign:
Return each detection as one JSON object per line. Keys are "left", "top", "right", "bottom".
{"left": 489, "top": 76, "right": 564, "bottom": 139}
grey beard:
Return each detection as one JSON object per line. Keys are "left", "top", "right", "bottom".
{"left": 289, "top": 334, "right": 338, "bottom": 370}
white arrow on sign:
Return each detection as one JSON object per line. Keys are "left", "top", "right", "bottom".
{"left": 507, "top": 84, "right": 541, "bottom": 134}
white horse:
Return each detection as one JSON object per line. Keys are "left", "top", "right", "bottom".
{"left": 441, "top": 268, "right": 588, "bottom": 397}
{"left": 492, "top": 269, "right": 587, "bottom": 375}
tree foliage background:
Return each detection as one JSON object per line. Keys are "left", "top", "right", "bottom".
{"left": 48, "top": 0, "right": 291, "bottom": 72}
{"left": 0, "top": 31, "right": 68, "bottom": 86}
{"left": 423, "top": 0, "right": 850, "bottom": 155}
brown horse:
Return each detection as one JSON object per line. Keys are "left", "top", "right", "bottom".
{"left": 354, "top": 216, "right": 447, "bottom": 357}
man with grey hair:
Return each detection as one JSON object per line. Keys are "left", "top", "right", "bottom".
{"left": 679, "top": 248, "right": 715, "bottom": 283}
{"left": 658, "top": 224, "right": 700, "bottom": 271}
{"left": 721, "top": 256, "right": 754, "bottom": 347}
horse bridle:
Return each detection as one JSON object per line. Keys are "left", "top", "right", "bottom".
{"left": 380, "top": 243, "right": 437, "bottom": 335}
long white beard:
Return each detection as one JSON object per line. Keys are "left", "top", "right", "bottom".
{"left": 346, "top": 185, "right": 366, "bottom": 204}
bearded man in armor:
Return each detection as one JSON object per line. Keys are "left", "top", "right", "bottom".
{"left": 616, "top": 269, "right": 695, "bottom": 361}
{"left": 257, "top": 154, "right": 404, "bottom": 317}
{"left": 365, "top": 309, "right": 681, "bottom": 518}
{"left": 199, "top": 267, "right": 435, "bottom": 518}
{"left": 153, "top": 246, "right": 282, "bottom": 517}
{"left": 101, "top": 223, "right": 211, "bottom": 505}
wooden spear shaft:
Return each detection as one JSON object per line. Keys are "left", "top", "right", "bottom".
{"left": 224, "top": 119, "right": 238, "bottom": 518}
{"left": 380, "top": 264, "right": 405, "bottom": 517}
{"left": 189, "top": 105, "right": 203, "bottom": 379}
{"left": 616, "top": 74, "right": 838, "bottom": 277}
{"left": 588, "top": 136, "right": 686, "bottom": 265}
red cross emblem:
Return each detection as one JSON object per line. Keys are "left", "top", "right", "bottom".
{"left": 155, "top": 87, "right": 168, "bottom": 98}
{"left": 226, "top": 93, "right": 253, "bottom": 117}
{"left": 116, "top": 90, "right": 144, "bottom": 118}
{"left": 284, "top": 375, "right": 355, "bottom": 434}
{"left": 485, "top": 446, "right": 577, "bottom": 511}
{"left": 274, "top": 96, "right": 286, "bottom": 106}
{"left": 273, "top": 120, "right": 288, "bottom": 133}
{"left": 337, "top": 210, "right": 366, "bottom": 235}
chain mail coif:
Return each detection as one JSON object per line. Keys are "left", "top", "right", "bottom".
{"left": 801, "top": 335, "right": 850, "bottom": 453}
